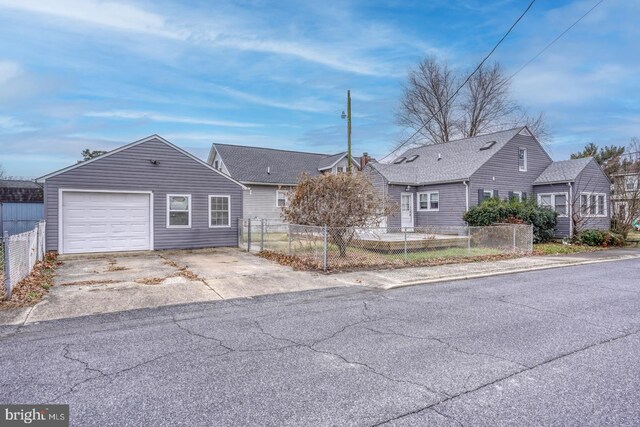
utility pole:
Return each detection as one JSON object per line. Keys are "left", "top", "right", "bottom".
{"left": 347, "top": 90, "right": 352, "bottom": 173}
{"left": 341, "top": 90, "right": 352, "bottom": 173}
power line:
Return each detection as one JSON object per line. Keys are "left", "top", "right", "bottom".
{"left": 507, "top": 0, "right": 606, "bottom": 82}
{"left": 378, "top": 0, "right": 536, "bottom": 164}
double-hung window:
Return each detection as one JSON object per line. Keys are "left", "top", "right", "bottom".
{"left": 518, "top": 148, "right": 527, "bottom": 172}
{"left": 276, "top": 190, "right": 287, "bottom": 207}
{"left": 580, "top": 193, "right": 606, "bottom": 217}
{"left": 418, "top": 191, "right": 439, "bottom": 211}
{"left": 167, "top": 194, "right": 191, "bottom": 228}
{"left": 538, "top": 193, "right": 568, "bottom": 217}
{"left": 209, "top": 195, "right": 230, "bottom": 227}
{"left": 625, "top": 176, "right": 638, "bottom": 191}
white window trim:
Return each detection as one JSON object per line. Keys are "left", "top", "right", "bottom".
{"left": 580, "top": 192, "right": 607, "bottom": 217}
{"left": 208, "top": 195, "right": 231, "bottom": 228}
{"left": 275, "top": 190, "right": 288, "bottom": 207}
{"left": 512, "top": 191, "right": 523, "bottom": 201}
{"left": 417, "top": 191, "right": 440, "bottom": 212}
{"left": 518, "top": 148, "right": 528, "bottom": 172}
{"left": 537, "top": 192, "right": 569, "bottom": 217}
{"left": 483, "top": 189, "right": 494, "bottom": 201}
{"left": 166, "top": 194, "right": 192, "bottom": 228}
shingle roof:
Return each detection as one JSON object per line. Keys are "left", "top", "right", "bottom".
{"left": 533, "top": 158, "right": 593, "bottom": 184}
{"left": 0, "top": 180, "right": 43, "bottom": 203}
{"left": 317, "top": 152, "right": 347, "bottom": 170}
{"left": 369, "top": 127, "right": 524, "bottom": 185}
{"left": 212, "top": 144, "right": 359, "bottom": 185}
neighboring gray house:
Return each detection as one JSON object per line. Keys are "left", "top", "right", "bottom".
{"left": 0, "top": 179, "right": 44, "bottom": 235}
{"left": 365, "top": 126, "right": 611, "bottom": 238}
{"left": 38, "top": 135, "right": 246, "bottom": 254}
{"left": 208, "top": 144, "right": 365, "bottom": 220}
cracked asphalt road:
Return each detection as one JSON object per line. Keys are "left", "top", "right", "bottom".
{"left": 1, "top": 258, "right": 639, "bottom": 426}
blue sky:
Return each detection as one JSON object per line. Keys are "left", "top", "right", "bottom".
{"left": 0, "top": 0, "right": 638, "bottom": 178}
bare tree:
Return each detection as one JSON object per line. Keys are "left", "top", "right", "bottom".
{"left": 397, "top": 56, "right": 548, "bottom": 148}
{"left": 281, "top": 173, "right": 397, "bottom": 256}
{"left": 0, "top": 164, "right": 5, "bottom": 180}
{"left": 458, "top": 62, "right": 516, "bottom": 138}
{"left": 610, "top": 138, "right": 640, "bottom": 237}
{"left": 397, "top": 56, "right": 458, "bottom": 145}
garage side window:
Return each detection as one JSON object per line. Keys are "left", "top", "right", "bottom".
{"left": 167, "top": 194, "right": 191, "bottom": 228}
{"left": 209, "top": 195, "right": 231, "bottom": 227}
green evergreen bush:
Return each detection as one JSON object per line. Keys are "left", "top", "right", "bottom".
{"left": 463, "top": 197, "right": 557, "bottom": 243}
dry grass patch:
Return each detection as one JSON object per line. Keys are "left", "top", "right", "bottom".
{"left": 533, "top": 243, "right": 604, "bottom": 256}
{"left": 0, "top": 252, "right": 62, "bottom": 309}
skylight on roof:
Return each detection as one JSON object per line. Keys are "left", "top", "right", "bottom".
{"left": 479, "top": 141, "right": 497, "bottom": 151}
{"left": 406, "top": 154, "right": 419, "bottom": 163}
{"left": 393, "top": 156, "right": 406, "bottom": 164}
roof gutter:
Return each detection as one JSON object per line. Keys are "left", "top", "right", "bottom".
{"left": 387, "top": 178, "right": 471, "bottom": 187}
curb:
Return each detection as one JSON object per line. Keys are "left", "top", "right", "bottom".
{"left": 383, "top": 254, "right": 640, "bottom": 290}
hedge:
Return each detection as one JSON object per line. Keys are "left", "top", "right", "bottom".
{"left": 463, "top": 197, "right": 557, "bottom": 243}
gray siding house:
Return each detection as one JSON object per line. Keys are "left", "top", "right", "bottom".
{"left": 208, "top": 144, "right": 364, "bottom": 220}
{"left": 365, "top": 127, "right": 611, "bottom": 238}
{"left": 38, "top": 135, "right": 245, "bottom": 254}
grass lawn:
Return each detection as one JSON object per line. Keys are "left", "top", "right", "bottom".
{"left": 380, "top": 247, "right": 502, "bottom": 261}
{"left": 533, "top": 242, "right": 603, "bottom": 255}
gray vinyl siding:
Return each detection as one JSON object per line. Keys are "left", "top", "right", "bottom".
{"left": 574, "top": 159, "right": 611, "bottom": 231}
{"left": 470, "top": 134, "right": 552, "bottom": 206}
{"left": 243, "top": 184, "right": 292, "bottom": 220}
{"left": 386, "top": 184, "right": 409, "bottom": 228}
{"left": 533, "top": 183, "right": 571, "bottom": 237}
{"left": 415, "top": 182, "right": 467, "bottom": 227}
{"left": 364, "top": 164, "right": 392, "bottom": 226}
{"left": 44, "top": 138, "right": 243, "bottom": 252}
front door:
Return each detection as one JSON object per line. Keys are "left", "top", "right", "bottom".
{"left": 400, "top": 193, "right": 414, "bottom": 230}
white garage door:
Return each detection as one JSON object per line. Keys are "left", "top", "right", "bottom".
{"left": 61, "top": 191, "right": 152, "bottom": 254}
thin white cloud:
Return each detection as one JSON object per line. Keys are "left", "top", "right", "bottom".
{"left": 0, "top": 60, "right": 21, "bottom": 85}
{"left": 0, "top": 115, "right": 36, "bottom": 133}
{"left": 209, "top": 35, "right": 400, "bottom": 77}
{"left": 214, "top": 86, "right": 333, "bottom": 113}
{"left": 85, "top": 110, "right": 261, "bottom": 128}
{"left": 0, "top": 0, "right": 185, "bottom": 39}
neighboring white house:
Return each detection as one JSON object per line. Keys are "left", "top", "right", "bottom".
{"left": 208, "top": 144, "right": 368, "bottom": 220}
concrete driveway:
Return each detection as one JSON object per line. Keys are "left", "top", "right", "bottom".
{"left": 11, "top": 248, "right": 350, "bottom": 324}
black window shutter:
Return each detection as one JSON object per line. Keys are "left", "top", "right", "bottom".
{"left": 508, "top": 191, "right": 514, "bottom": 200}
{"left": 522, "top": 191, "right": 528, "bottom": 201}
{"left": 478, "top": 188, "right": 484, "bottom": 203}
{"left": 494, "top": 190, "right": 499, "bottom": 199}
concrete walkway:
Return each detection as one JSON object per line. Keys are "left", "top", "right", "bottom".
{"left": 0, "top": 247, "right": 638, "bottom": 326}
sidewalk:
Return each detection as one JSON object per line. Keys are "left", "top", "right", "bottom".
{"left": 331, "top": 247, "right": 640, "bottom": 289}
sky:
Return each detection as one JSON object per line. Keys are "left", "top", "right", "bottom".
{"left": 0, "top": 0, "right": 638, "bottom": 178}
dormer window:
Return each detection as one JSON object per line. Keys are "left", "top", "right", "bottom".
{"left": 213, "top": 160, "right": 220, "bottom": 170}
{"left": 518, "top": 148, "right": 527, "bottom": 172}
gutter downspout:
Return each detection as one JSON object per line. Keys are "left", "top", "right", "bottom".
{"left": 463, "top": 181, "right": 469, "bottom": 212}
{"left": 568, "top": 182, "right": 573, "bottom": 238}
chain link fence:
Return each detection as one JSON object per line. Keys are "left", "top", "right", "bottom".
{"left": 1, "top": 220, "right": 46, "bottom": 299}
{"left": 238, "top": 219, "right": 533, "bottom": 271}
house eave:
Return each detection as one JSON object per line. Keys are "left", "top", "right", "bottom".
{"left": 388, "top": 178, "right": 469, "bottom": 186}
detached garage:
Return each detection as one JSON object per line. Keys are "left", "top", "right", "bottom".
{"left": 38, "top": 135, "right": 245, "bottom": 254}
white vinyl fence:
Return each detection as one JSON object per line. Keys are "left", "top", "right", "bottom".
{"left": 1, "top": 220, "right": 46, "bottom": 299}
